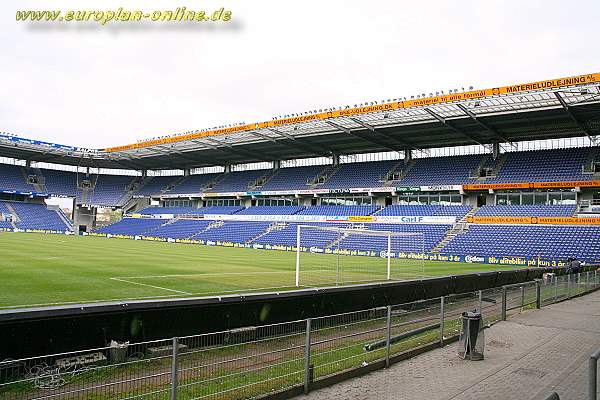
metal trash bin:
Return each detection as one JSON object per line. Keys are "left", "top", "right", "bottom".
{"left": 458, "top": 311, "right": 484, "bottom": 360}
{"left": 108, "top": 340, "right": 129, "bottom": 364}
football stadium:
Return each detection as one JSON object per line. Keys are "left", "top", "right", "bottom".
{"left": 2, "top": 2, "right": 600, "bottom": 399}
{"left": 1, "top": 72, "right": 600, "bottom": 399}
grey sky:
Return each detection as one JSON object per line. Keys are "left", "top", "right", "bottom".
{"left": 1, "top": 0, "right": 599, "bottom": 149}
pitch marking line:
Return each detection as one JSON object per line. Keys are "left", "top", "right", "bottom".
{"left": 110, "top": 277, "right": 192, "bottom": 295}
{"left": 113, "top": 271, "right": 293, "bottom": 279}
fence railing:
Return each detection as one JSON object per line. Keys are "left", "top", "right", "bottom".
{"left": 0, "top": 270, "right": 598, "bottom": 400}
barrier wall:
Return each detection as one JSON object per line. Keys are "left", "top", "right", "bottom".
{"left": 0, "top": 266, "right": 581, "bottom": 360}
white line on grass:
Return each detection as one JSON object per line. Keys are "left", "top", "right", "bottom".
{"left": 109, "top": 277, "right": 192, "bottom": 295}
{"left": 112, "top": 271, "right": 293, "bottom": 279}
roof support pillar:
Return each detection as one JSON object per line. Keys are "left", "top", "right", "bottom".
{"left": 273, "top": 160, "right": 281, "bottom": 170}
{"left": 25, "top": 160, "right": 31, "bottom": 169}
{"left": 332, "top": 153, "right": 340, "bottom": 167}
{"left": 184, "top": 168, "right": 191, "bottom": 177}
{"left": 223, "top": 164, "right": 231, "bottom": 173}
{"left": 142, "top": 169, "right": 147, "bottom": 178}
{"left": 492, "top": 142, "right": 500, "bottom": 160}
{"left": 403, "top": 149, "right": 412, "bottom": 165}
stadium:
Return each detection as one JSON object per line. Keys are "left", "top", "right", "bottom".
{"left": 2, "top": 73, "right": 600, "bottom": 303}
{"left": 1, "top": 72, "right": 600, "bottom": 398}
{"left": 2, "top": 0, "right": 600, "bottom": 397}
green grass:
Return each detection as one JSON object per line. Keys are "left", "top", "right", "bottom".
{"left": 0, "top": 232, "right": 521, "bottom": 310}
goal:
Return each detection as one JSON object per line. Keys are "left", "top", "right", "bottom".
{"left": 294, "top": 224, "right": 425, "bottom": 287}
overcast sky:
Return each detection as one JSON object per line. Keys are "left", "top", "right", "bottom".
{"left": 1, "top": 0, "right": 599, "bottom": 149}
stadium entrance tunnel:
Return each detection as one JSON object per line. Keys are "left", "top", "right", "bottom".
{"left": 0, "top": 266, "right": 590, "bottom": 359}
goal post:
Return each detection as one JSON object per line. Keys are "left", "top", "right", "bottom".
{"left": 295, "top": 224, "right": 425, "bottom": 287}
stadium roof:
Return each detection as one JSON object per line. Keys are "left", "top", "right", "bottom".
{"left": 2, "top": 72, "right": 600, "bottom": 170}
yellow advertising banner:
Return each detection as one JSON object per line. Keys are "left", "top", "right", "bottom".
{"left": 468, "top": 216, "right": 532, "bottom": 224}
{"left": 348, "top": 215, "right": 374, "bottom": 222}
{"left": 104, "top": 72, "right": 600, "bottom": 153}
{"left": 536, "top": 217, "right": 600, "bottom": 225}
{"left": 464, "top": 180, "right": 600, "bottom": 191}
{"left": 469, "top": 216, "right": 600, "bottom": 225}
{"left": 532, "top": 180, "right": 600, "bottom": 189}
{"left": 463, "top": 183, "right": 532, "bottom": 190}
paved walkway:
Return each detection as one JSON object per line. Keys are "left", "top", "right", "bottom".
{"left": 302, "top": 290, "right": 600, "bottom": 400}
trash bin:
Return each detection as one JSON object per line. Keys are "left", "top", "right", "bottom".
{"left": 458, "top": 311, "right": 484, "bottom": 360}
{"left": 108, "top": 340, "right": 129, "bottom": 364}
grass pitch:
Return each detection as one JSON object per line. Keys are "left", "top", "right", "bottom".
{"left": 0, "top": 232, "right": 517, "bottom": 310}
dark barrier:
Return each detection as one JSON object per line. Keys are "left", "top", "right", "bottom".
{"left": 0, "top": 266, "right": 590, "bottom": 359}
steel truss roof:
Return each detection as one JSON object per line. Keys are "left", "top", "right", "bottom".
{"left": 1, "top": 82, "right": 600, "bottom": 170}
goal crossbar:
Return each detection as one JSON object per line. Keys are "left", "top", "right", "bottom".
{"left": 295, "top": 224, "right": 424, "bottom": 287}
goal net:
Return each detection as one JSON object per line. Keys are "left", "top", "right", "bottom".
{"left": 295, "top": 224, "right": 425, "bottom": 287}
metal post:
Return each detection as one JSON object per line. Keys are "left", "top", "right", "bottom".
{"left": 385, "top": 306, "right": 392, "bottom": 368}
{"left": 387, "top": 234, "right": 391, "bottom": 280}
{"left": 304, "top": 318, "right": 312, "bottom": 394}
{"left": 554, "top": 275, "right": 558, "bottom": 302}
{"left": 295, "top": 225, "right": 301, "bottom": 287}
{"left": 478, "top": 290, "right": 483, "bottom": 313}
{"left": 520, "top": 286, "right": 525, "bottom": 312}
{"left": 535, "top": 280, "right": 541, "bottom": 309}
{"left": 595, "top": 270, "right": 598, "bottom": 288}
{"left": 590, "top": 348, "right": 600, "bottom": 400}
{"left": 567, "top": 274, "right": 571, "bottom": 298}
{"left": 171, "top": 337, "right": 178, "bottom": 400}
{"left": 501, "top": 286, "right": 507, "bottom": 321}
{"left": 439, "top": 296, "right": 445, "bottom": 346}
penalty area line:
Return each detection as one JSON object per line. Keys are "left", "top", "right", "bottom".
{"left": 109, "top": 277, "right": 192, "bottom": 295}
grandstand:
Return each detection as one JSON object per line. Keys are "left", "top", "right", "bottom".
{"left": 1, "top": 72, "right": 600, "bottom": 269}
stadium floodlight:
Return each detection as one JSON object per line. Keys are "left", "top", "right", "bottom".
{"left": 294, "top": 225, "right": 425, "bottom": 287}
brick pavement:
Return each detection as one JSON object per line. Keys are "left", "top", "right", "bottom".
{"left": 301, "top": 290, "right": 600, "bottom": 400}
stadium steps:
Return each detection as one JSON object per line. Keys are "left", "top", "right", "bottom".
{"left": 115, "top": 176, "right": 141, "bottom": 207}
{"left": 189, "top": 220, "right": 224, "bottom": 239}
{"left": 31, "top": 167, "right": 48, "bottom": 193}
{"left": 582, "top": 147, "right": 599, "bottom": 174}
{"left": 246, "top": 222, "right": 288, "bottom": 244}
{"left": 248, "top": 169, "right": 280, "bottom": 190}
{"left": 202, "top": 173, "right": 227, "bottom": 191}
{"left": 468, "top": 156, "right": 491, "bottom": 179}
{"left": 430, "top": 207, "right": 478, "bottom": 253}
{"left": 47, "top": 205, "right": 73, "bottom": 230}
{"left": 381, "top": 159, "right": 416, "bottom": 186}
{"left": 307, "top": 164, "right": 342, "bottom": 187}
{"left": 4, "top": 203, "right": 20, "bottom": 227}
{"left": 489, "top": 153, "right": 508, "bottom": 177}
{"left": 161, "top": 176, "right": 188, "bottom": 194}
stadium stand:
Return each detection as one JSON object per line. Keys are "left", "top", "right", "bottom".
{"left": 402, "top": 154, "right": 484, "bottom": 185}
{"left": 0, "top": 164, "right": 35, "bottom": 192}
{"left": 320, "top": 160, "right": 399, "bottom": 188}
{"left": 442, "top": 225, "right": 600, "bottom": 262}
{"left": 135, "top": 176, "right": 181, "bottom": 196}
{"left": 8, "top": 202, "right": 71, "bottom": 231}
{"left": 87, "top": 175, "right": 135, "bottom": 207}
{"left": 138, "top": 206, "right": 244, "bottom": 215}
{"left": 167, "top": 173, "right": 221, "bottom": 194}
{"left": 485, "top": 148, "right": 592, "bottom": 183}
{"left": 376, "top": 205, "right": 472, "bottom": 218}
{"left": 95, "top": 218, "right": 166, "bottom": 236}
{"left": 147, "top": 219, "right": 213, "bottom": 239}
{"left": 259, "top": 165, "right": 328, "bottom": 190}
{"left": 41, "top": 168, "right": 78, "bottom": 197}
{"left": 0, "top": 201, "right": 14, "bottom": 229}
{"left": 476, "top": 205, "right": 577, "bottom": 217}
{"left": 195, "top": 221, "right": 273, "bottom": 243}
{"left": 236, "top": 206, "right": 305, "bottom": 215}
{"left": 207, "top": 169, "right": 269, "bottom": 192}
{"left": 297, "top": 206, "right": 380, "bottom": 216}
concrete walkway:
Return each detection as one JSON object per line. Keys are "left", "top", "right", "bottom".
{"left": 302, "top": 290, "right": 600, "bottom": 400}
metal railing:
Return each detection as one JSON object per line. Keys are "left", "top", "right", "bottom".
{"left": 0, "top": 270, "right": 598, "bottom": 400}
{"left": 591, "top": 348, "right": 600, "bottom": 400}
